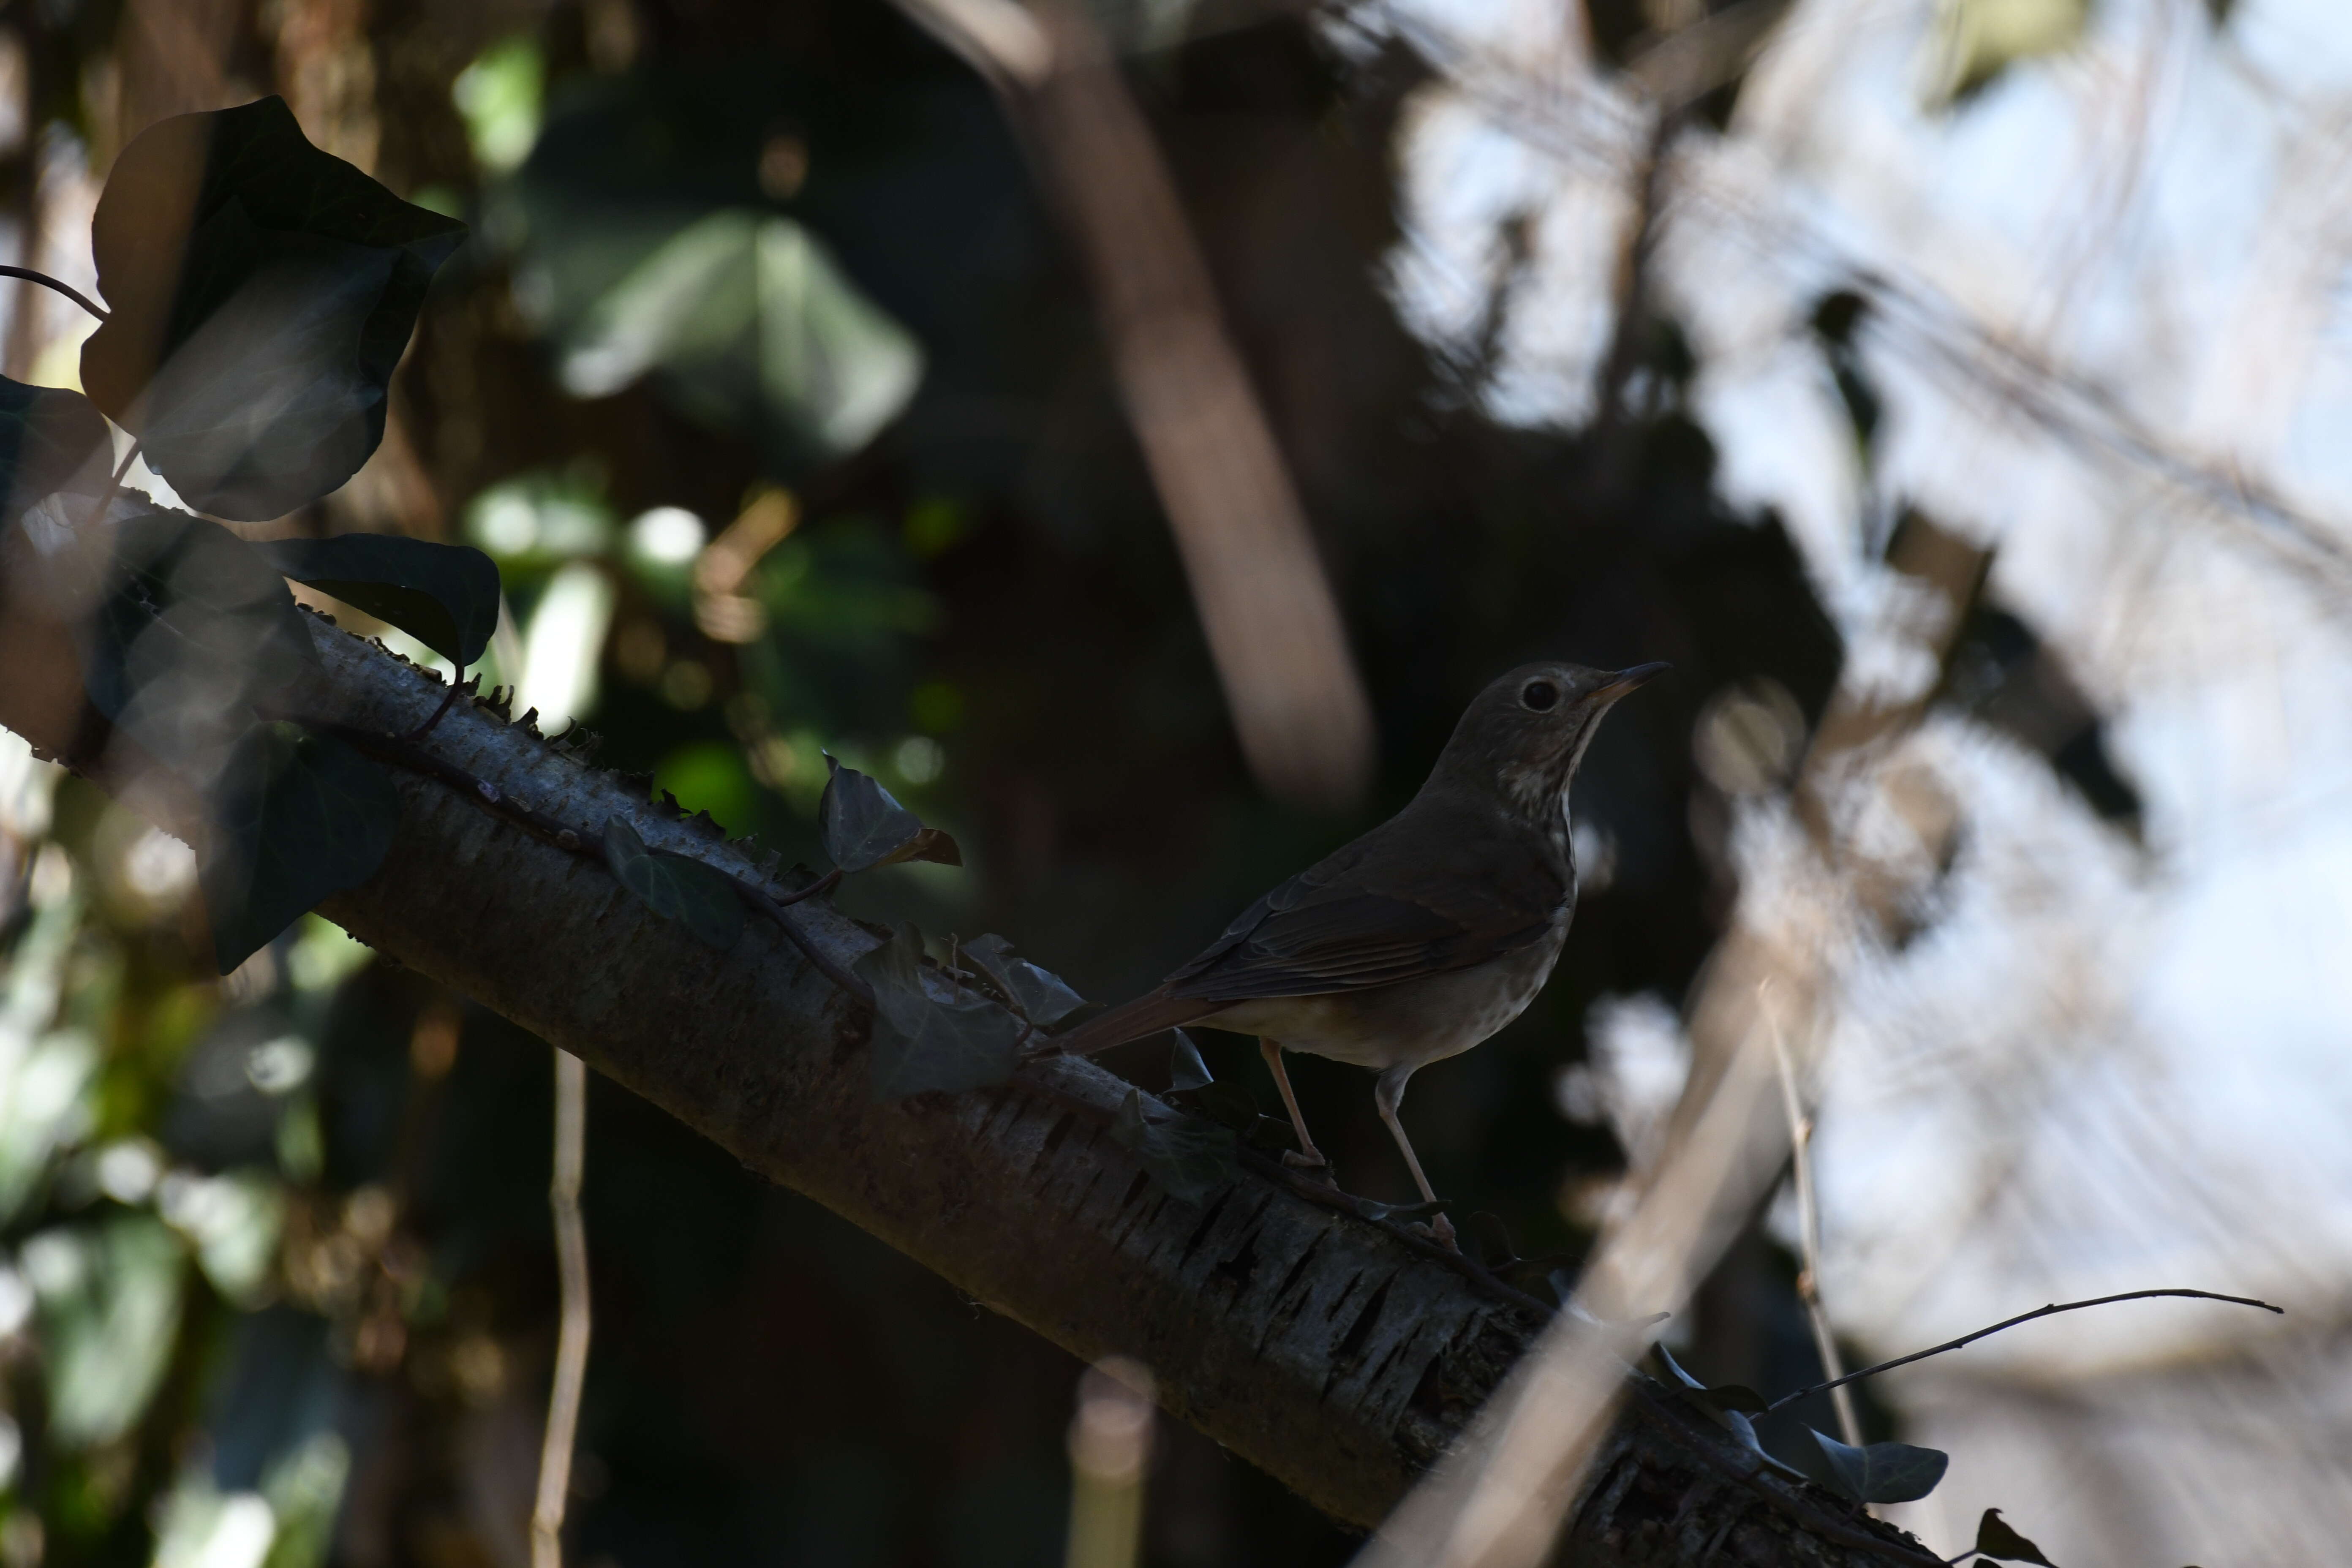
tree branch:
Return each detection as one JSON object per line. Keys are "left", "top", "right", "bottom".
{"left": 0, "top": 577, "right": 1939, "bottom": 1561}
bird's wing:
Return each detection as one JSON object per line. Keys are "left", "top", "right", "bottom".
{"left": 1161, "top": 803, "right": 1568, "bottom": 1002}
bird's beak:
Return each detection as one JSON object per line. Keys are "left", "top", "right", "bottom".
{"left": 1594, "top": 662, "right": 1670, "bottom": 702}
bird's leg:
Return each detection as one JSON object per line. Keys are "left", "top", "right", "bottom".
{"left": 1259, "top": 1039, "right": 1331, "bottom": 1174}
{"left": 1374, "top": 1066, "right": 1457, "bottom": 1250}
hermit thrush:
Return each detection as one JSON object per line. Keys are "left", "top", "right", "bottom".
{"left": 1058, "top": 661, "right": 1667, "bottom": 1247}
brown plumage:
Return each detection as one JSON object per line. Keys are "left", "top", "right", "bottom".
{"left": 1058, "top": 660, "right": 1666, "bottom": 1246}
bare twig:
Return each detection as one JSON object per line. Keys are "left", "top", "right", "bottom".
{"left": 0, "top": 264, "right": 109, "bottom": 322}
{"left": 1763, "top": 987, "right": 1860, "bottom": 1446}
{"left": 1765, "top": 1289, "right": 2284, "bottom": 1414}
{"left": 531, "top": 1049, "right": 592, "bottom": 1568}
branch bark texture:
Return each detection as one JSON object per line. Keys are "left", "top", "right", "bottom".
{"left": 0, "top": 574, "right": 1934, "bottom": 1562}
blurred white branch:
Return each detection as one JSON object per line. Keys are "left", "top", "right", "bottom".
{"left": 531, "top": 1049, "right": 591, "bottom": 1568}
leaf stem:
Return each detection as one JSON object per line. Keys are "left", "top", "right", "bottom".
{"left": 0, "top": 264, "right": 108, "bottom": 321}
{"left": 1764, "top": 1289, "right": 2283, "bottom": 1413}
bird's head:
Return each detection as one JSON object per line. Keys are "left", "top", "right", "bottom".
{"left": 1429, "top": 661, "right": 1669, "bottom": 819}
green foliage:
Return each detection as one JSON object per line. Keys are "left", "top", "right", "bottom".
{"left": 79, "top": 97, "right": 466, "bottom": 519}
{"left": 0, "top": 379, "right": 112, "bottom": 520}
{"left": 1809, "top": 1428, "right": 1950, "bottom": 1505}
{"left": 1108, "top": 1089, "right": 1238, "bottom": 1206}
{"left": 201, "top": 725, "right": 401, "bottom": 973}
{"left": 250, "top": 534, "right": 502, "bottom": 667}
{"left": 854, "top": 924, "right": 1022, "bottom": 1100}
{"left": 819, "top": 755, "right": 960, "bottom": 872}
{"left": 961, "top": 933, "right": 1087, "bottom": 1029}
{"left": 601, "top": 816, "right": 746, "bottom": 951}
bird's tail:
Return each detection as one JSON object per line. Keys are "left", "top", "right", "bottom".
{"left": 1051, "top": 988, "right": 1212, "bottom": 1058}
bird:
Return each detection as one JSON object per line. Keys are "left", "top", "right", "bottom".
{"left": 1056, "top": 660, "right": 1667, "bottom": 1247}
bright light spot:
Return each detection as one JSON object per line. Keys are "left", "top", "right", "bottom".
{"left": 472, "top": 491, "right": 539, "bottom": 555}
{"left": 245, "top": 1037, "right": 316, "bottom": 1095}
{"left": 0, "top": 1413, "right": 20, "bottom": 1491}
{"left": 288, "top": 917, "right": 371, "bottom": 993}
{"left": 516, "top": 562, "right": 617, "bottom": 731}
{"left": 452, "top": 36, "right": 544, "bottom": 175}
{"left": 95, "top": 1141, "right": 162, "bottom": 1204}
{"left": 0, "top": 729, "right": 60, "bottom": 838}
{"left": 28, "top": 842, "right": 73, "bottom": 907}
{"left": 895, "top": 735, "right": 945, "bottom": 785}
{"left": 151, "top": 1485, "right": 275, "bottom": 1568}
{"left": 629, "top": 506, "right": 707, "bottom": 566}
{"left": 0, "top": 1267, "right": 34, "bottom": 1339}
{"left": 121, "top": 826, "right": 196, "bottom": 902}
{"left": 19, "top": 1230, "right": 84, "bottom": 1297}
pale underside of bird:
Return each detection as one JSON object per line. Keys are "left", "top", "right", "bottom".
{"left": 1058, "top": 659, "right": 1666, "bottom": 1247}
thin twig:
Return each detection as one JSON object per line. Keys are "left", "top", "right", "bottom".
{"left": 532, "top": 1049, "right": 592, "bottom": 1568}
{"left": 739, "top": 881, "right": 874, "bottom": 1002}
{"left": 1761, "top": 990, "right": 1860, "bottom": 1446}
{"left": 0, "top": 264, "right": 108, "bottom": 321}
{"left": 1766, "top": 1289, "right": 2283, "bottom": 1413}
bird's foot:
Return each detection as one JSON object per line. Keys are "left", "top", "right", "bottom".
{"left": 1407, "top": 1212, "right": 1460, "bottom": 1252}
{"left": 1280, "top": 1149, "right": 1338, "bottom": 1186}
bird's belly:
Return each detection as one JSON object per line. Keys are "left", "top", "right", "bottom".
{"left": 1198, "top": 923, "right": 1567, "bottom": 1073}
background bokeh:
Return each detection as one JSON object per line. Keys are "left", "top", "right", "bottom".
{"left": 3, "top": 0, "right": 2349, "bottom": 1563}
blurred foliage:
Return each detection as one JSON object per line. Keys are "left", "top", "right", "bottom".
{"left": 0, "top": 0, "right": 2140, "bottom": 1558}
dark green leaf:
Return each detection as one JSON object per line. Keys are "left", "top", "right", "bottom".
{"left": 1974, "top": 1509, "right": 2060, "bottom": 1566}
{"left": 0, "top": 378, "right": 113, "bottom": 523}
{"left": 1109, "top": 1090, "right": 1238, "bottom": 1205}
{"left": 1168, "top": 1030, "right": 1212, "bottom": 1092}
{"left": 1700, "top": 1384, "right": 1769, "bottom": 1416}
{"left": 1810, "top": 1430, "right": 1949, "bottom": 1505}
{"left": 896, "top": 826, "right": 962, "bottom": 867}
{"left": 600, "top": 816, "right": 743, "bottom": 951}
{"left": 855, "top": 923, "right": 1021, "bottom": 1100}
{"left": 200, "top": 723, "right": 399, "bottom": 973}
{"left": 1350, "top": 1197, "right": 1448, "bottom": 1222}
{"left": 81, "top": 97, "right": 466, "bottom": 519}
{"left": 250, "top": 533, "right": 501, "bottom": 666}
{"left": 819, "top": 755, "right": 923, "bottom": 872}
{"left": 962, "top": 933, "right": 1088, "bottom": 1028}
{"left": 1654, "top": 1344, "right": 1707, "bottom": 1390}
{"left": 87, "top": 512, "right": 324, "bottom": 795}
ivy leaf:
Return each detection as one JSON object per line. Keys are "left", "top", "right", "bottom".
{"left": 201, "top": 723, "right": 400, "bottom": 973}
{"left": 80, "top": 97, "right": 466, "bottom": 520}
{"left": 819, "top": 755, "right": 953, "bottom": 872}
{"left": 1810, "top": 1429, "right": 1949, "bottom": 1505}
{"left": 1350, "top": 1197, "right": 1448, "bottom": 1222}
{"left": 600, "top": 817, "right": 743, "bottom": 951}
{"left": 855, "top": 924, "right": 1021, "bottom": 1100}
{"left": 250, "top": 533, "right": 502, "bottom": 667}
{"left": 1167, "top": 1030, "right": 1213, "bottom": 1092}
{"left": 87, "top": 512, "right": 324, "bottom": 792}
{"left": 1109, "top": 1090, "right": 1238, "bottom": 1205}
{"left": 1699, "top": 1384, "right": 1770, "bottom": 1416}
{"left": 963, "top": 934, "right": 1088, "bottom": 1029}
{"left": 0, "top": 378, "right": 114, "bottom": 523}
{"left": 1973, "top": 1510, "right": 2060, "bottom": 1566}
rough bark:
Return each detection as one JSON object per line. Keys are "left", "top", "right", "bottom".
{"left": 0, "top": 564, "right": 1939, "bottom": 1563}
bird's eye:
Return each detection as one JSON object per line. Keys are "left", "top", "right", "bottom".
{"left": 1520, "top": 680, "right": 1559, "bottom": 712}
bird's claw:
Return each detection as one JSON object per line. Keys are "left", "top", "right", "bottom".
{"left": 1407, "top": 1213, "right": 1460, "bottom": 1252}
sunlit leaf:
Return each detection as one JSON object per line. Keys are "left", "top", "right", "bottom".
{"left": 856, "top": 923, "right": 1022, "bottom": 1100}
{"left": 819, "top": 754, "right": 922, "bottom": 872}
{"left": 1810, "top": 1429, "right": 1949, "bottom": 1505}
{"left": 80, "top": 96, "right": 466, "bottom": 519}
{"left": 250, "top": 533, "right": 502, "bottom": 667}
{"left": 1110, "top": 1090, "right": 1238, "bottom": 1205}
{"left": 0, "top": 378, "right": 114, "bottom": 522}
{"left": 964, "top": 933, "right": 1089, "bottom": 1028}
{"left": 1974, "top": 1509, "right": 2061, "bottom": 1566}
{"left": 601, "top": 816, "right": 744, "bottom": 951}
{"left": 199, "top": 723, "right": 400, "bottom": 974}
